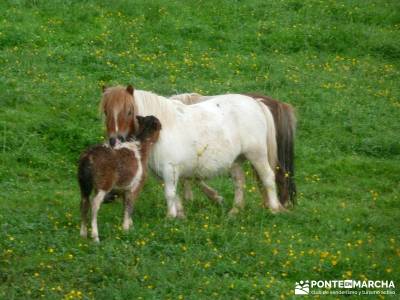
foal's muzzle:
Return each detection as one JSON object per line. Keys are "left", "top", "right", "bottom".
{"left": 109, "top": 136, "right": 125, "bottom": 148}
{"left": 109, "top": 137, "right": 116, "bottom": 148}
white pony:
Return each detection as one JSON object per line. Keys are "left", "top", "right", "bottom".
{"left": 101, "top": 85, "right": 284, "bottom": 217}
{"left": 170, "top": 92, "right": 297, "bottom": 208}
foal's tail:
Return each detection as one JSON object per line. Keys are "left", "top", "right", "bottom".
{"left": 78, "top": 155, "right": 93, "bottom": 200}
{"left": 247, "top": 94, "right": 297, "bottom": 206}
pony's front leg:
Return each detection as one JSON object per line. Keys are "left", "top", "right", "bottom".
{"left": 122, "top": 191, "right": 135, "bottom": 231}
{"left": 164, "top": 172, "right": 185, "bottom": 218}
{"left": 91, "top": 190, "right": 106, "bottom": 242}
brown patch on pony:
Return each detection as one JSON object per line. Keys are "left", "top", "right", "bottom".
{"left": 245, "top": 93, "right": 297, "bottom": 206}
{"left": 100, "top": 85, "right": 138, "bottom": 141}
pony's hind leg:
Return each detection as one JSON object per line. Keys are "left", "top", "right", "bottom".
{"left": 183, "top": 179, "right": 224, "bottom": 205}
{"left": 199, "top": 181, "right": 224, "bottom": 205}
{"left": 183, "top": 180, "right": 194, "bottom": 201}
{"left": 80, "top": 195, "right": 90, "bottom": 238}
{"left": 91, "top": 190, "right": 106, "bottom": 242}
{"left": 245, "top": 150, "right": 284, "bottom": 213}
{"left": 228, "top": 162, "right": 246, "bottom": 216}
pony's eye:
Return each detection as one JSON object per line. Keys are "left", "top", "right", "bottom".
{"left": 128, "top": 110, "right": 132, "bottom": 116}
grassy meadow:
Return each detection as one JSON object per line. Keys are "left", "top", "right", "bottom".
{"left": 0, "top": 0, "right": 399, "bottom": 299}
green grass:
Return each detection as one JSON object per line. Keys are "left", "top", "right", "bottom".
{"left": 1, "top": 0, "right": 399, "bottom": 299}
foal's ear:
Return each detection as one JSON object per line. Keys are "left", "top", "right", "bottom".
{"left": 126, "top": 85, "right": 134, "bottom": 95}
{"left": 102, "top": 85, "right": 107, "bottom": 93}
{"left": 136, "top": 115, "right": 145, "bottom": 125}
{"left": 153, "top": 119, "right": 162, "bottom": 130}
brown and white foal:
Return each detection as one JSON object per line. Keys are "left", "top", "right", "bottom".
{"left": 78, "top": 115, "right": 161, "bottom": 242}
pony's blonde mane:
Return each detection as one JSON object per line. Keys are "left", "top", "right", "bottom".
{"left": 170, "top": 93, "right": 217, "bottom": 105}
{"left": 170, "top": 93, "right": 204, "bottom": 104}
{"left": 134, "top": 90, "right": 179, "bottom": 128}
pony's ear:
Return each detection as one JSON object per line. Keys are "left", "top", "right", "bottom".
{"left": 126, "top": 85, "right": 134, "bottom": 95}
{"left": 102, "top": 85, "right": 107, "bottom": 93}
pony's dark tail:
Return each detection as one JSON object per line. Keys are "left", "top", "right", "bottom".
{"left": 245, "top": 94, "right": 297, "bottom": 206}
{"left": 78, "top": 155, "right": 93, "bottom": 200}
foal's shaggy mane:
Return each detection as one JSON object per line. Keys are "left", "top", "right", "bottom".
{"left": 170, "top": 93, "right": 215, "bottom": 104}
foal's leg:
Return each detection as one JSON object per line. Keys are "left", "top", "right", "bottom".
{"left": 91, "top": 190, "right": 106, "bottom": 242}
{"left": 164, "top": 171, "right": 185, "bottom": 218}
{"left": 80, "top": 195, "right": 90, "bottom": 238}
{"left": 228, "top": 162, "right": 246, "bottom": 216}
{"left": 245, "top": 150, "right": 284, "bottom": 213}
{"left": 122, "top": 190, "right": 135, "bottom": 231}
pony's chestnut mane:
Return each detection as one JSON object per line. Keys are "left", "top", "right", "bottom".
{"left": 100, "top": 86, "right": 137, "bottom": 117}
{"left": 100, "top": 87, "right": 177, "bottom": 132}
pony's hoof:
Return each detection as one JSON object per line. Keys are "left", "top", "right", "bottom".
{"left": 166, "top": 212, "right": 186, "bottom": 219}
{"left": 183, "top": 192, "right": 194, "bottom": 202}
{"left": 176, "top": 211, "right": 186, "bottom": 219}
{"left": 215, "top": 196, "right": 225, "bottom": 205}
{"left": 123, "top": 219, "right": 133, "bottom": 231}
{"left": 93, "top": 237, "right": 100, "bottom": 243}
{"left": 270, "top": 206, "right": 287, "bottom": 214}
{"left": 80, "top": 229, "right": 88, "bottom": 239}
{"left": 166, "top": 213, "right": 177, "bottom": 219}
{"left": 228, "top": 207, "right": 240, "bottom": 217}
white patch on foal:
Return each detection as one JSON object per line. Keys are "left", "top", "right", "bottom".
{"left": 115, "top": 141, "right": 143, "bottom": 192}
{"left": 91, "top": 189, "right": 106, "bottom": 242}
